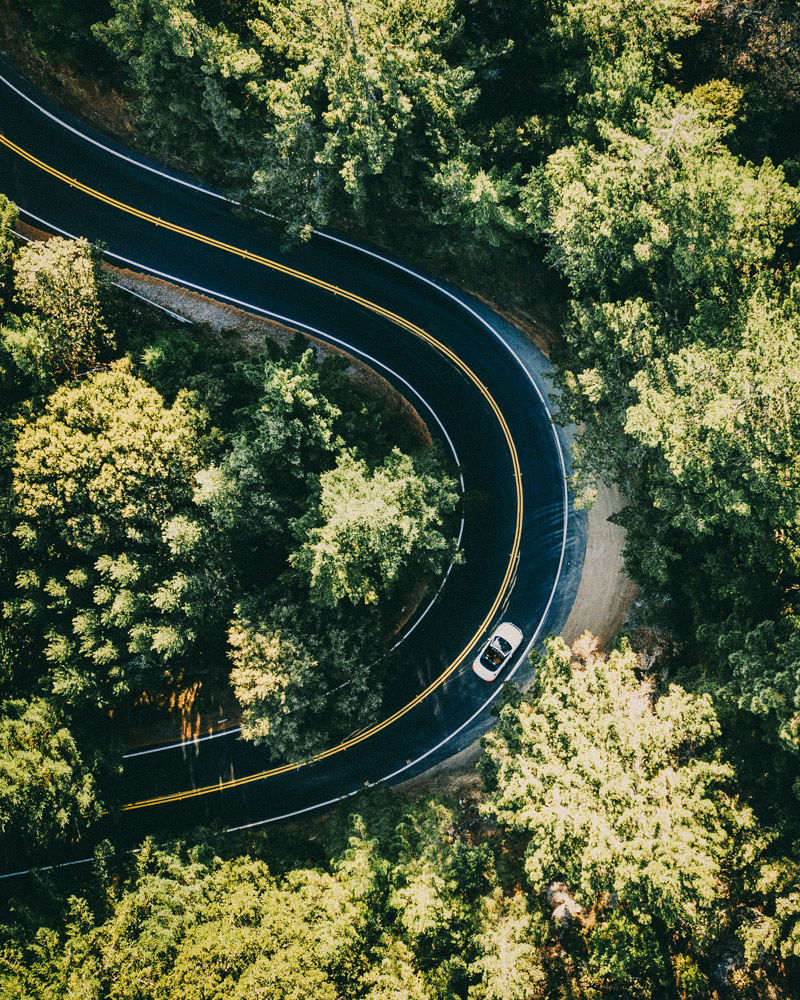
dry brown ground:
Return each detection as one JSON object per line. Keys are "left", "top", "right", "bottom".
{"left": 104, "top": 269, "right": 637, "bottom": 772}
{"left": 395, "top": 482, "right": 637, "bottom": 805}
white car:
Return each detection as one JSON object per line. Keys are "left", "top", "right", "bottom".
{"left": 472, "top": 622, "right": 524, "bottom": 681}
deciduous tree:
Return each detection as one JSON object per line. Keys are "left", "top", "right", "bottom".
{"left": 480, "top": 634, "right": 761, "bottom": 996}
{"left": 10, "top": 366, "right": 217, "bottom": 706}
{"left": 0, "top": 697, "right": 102, "bottom": 852}
{"left": 228, "top": 598, "right": 382, "bottom": 759}
{"left": 6, "top": 237, "right": 113, "bottom": 381}
{"left": 291, "top": 446, "right": 460, "bottom": 607}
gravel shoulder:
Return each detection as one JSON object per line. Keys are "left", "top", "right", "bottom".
{"left": 396, "top": 481, "right": 637, "bottom": 803}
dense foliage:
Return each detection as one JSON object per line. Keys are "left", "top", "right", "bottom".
{"left": 3, "top": 0, "right": 800, "bottom": 993}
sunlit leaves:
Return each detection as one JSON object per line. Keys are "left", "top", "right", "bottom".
{"left": 480, "top": 635, "right": 761, "bottom": 989}
{"left": 290, "top": 446, "right": 460, "bottom": 607}
{"left": 10, "top": 367, "right": 214, "bottom": 705}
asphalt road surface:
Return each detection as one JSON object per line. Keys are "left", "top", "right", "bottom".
{"left": 0, "top": 58, "right": 586, "bottom": 861}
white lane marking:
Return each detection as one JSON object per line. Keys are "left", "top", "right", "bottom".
{"left": 0, "top": 847, "right": 146, "bottom": 881}
{"left": 387, "top": 514, "right": 465, "bottom": 651}
{"left": 0, "top": 855, "right": 96, "bottom": 880}
{"left": 8, "top": 71, "right": 572, "bottom": 818}
{"left": 0, "top": 66, "right": 227, "bottom": 201}
{"left": 123, "top": 727, "right": 243, "bottom": 759}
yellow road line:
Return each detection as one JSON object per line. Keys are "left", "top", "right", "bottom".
{"left": 0, "top": 132, "right": 524, "bottom": 809}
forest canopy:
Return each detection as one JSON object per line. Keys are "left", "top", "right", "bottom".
{"left": 1, "top": 0, "right": 800, "bottom": 994}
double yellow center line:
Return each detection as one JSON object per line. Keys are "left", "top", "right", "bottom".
{"left": 0, "top": 132, "right": 524, "bottom": 808}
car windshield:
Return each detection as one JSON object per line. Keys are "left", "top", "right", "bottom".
{"left": 482, "top": 636, "right": 512, "bottom": 666}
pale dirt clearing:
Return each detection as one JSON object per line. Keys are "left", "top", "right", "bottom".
{"left": 105, "top": 269, "right": 639, "bottom": 781}
{"left": 395, "top": 480, "right": 637, "bottom": 804}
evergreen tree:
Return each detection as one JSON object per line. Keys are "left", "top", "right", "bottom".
{"left": 5, "top": 237, "right": 113, "bottom": 383}
{"left": 291, "top": 446, "right": 460, "bottom": 607}
{"left": 9, "top": 366, "right": 218, "bottom": 707}
{"left": 0, "top": 697, "right": 103, "bottom": 853}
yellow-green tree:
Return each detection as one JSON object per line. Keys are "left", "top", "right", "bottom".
{"left": 290, "top": 447, "right": 460, "bottom": 607}
{"left": 6, "top": 237, "right": 113, "bottom": 381}
{"left": 10, "top": 366, "right": 216, "bottom": 706}
{"left": 227, "top": 598, "right": 382, "bottom": 759}
{"left": 480, "top": 635, "right": 763, "bottom": 998}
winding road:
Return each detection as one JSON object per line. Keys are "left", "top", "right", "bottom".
{"left": 0, "top": 59, "right": 586, "bottom": 858}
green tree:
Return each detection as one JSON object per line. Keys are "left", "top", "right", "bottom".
{"left": 14, "top": 0, "right": 113, "bottom": 65}
{"left": 525, "top": 94, "right": 796, "bottom": 313}
{"left": 480, "top": 634, "right": 761, "bottom": 997}
{"left": 739, "top": 850, "right": 800, "bottom": 967}
{"left": 6, "top": 237, "right": 113, "bottom": 381}
{"left": 0, "top": 837, "right": 374, "bottom": 1000}
{"left": 195, "top": 343, "right": 403, "bottom": 592}
{"left": 228, "top": 598, "right": 382, "bottom": 759}
{"left": 467, "top": 893, "right": 547, "bottom": 1000}
{"left": 0, "top": 193, "right": 17, "bottom": 304}
{"left": 196, "top": 346, "right": 351, "bottom": 553}
{"left": 0, "top": 697, "right": 102, "bottom": 852}
{"left": 10, "top": 366, "right": 217, "bottom": 706}
{"left": 524, "top": 78, "right": 800, "bottom": 722}
{"left": 715, "top": 619, "right": 800, "bottom": 762}
{"left": 620, "top": 278, "right": 800, "bottom": 611}
{"left": 94, "top": 0, "right": 263, "bottom": 171}
{"left": 246, "top": 0, "right": 480, "bottom": 235}
{"left": 291, "top": 446, "right": 460, "bottom": 607}
{"left": 688, "top": 0, "right": 800, "bottom": 163}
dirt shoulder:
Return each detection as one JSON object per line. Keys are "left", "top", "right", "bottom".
{"left": 110, "top": 267, "right": 432, "bottom": 748}
{"left": 111, "top": 266, "right": 432, "bottom": 449}
{"left": 106, "top": 266, "right": 638, "bottom": 769}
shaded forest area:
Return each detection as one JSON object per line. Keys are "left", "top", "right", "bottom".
{"left": 1, "top": 0, "right": 800, "bottom": 997}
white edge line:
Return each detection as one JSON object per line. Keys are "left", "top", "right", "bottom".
{"left": 0, "top": 847, "right": 144, "bottom": 882}
{"left": 313, "top": 236, "right": 571, "bottom": 669}
{"left": 387, "top": 514, "right": 465, "bottom": 651}
{"left": 123, "top": 726, "right": 243, "bottom": 759}
{"left": 17, "top": 210, "right": 462, "bottom": 472}
{"left": 0, "top": 855, "right": 96, "bottom": 880}
{"left": 0, "top": 67, "right": 227, "bottom": 202}
{"left": 111, "top": 281, "right": 193, "bottom": 323}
